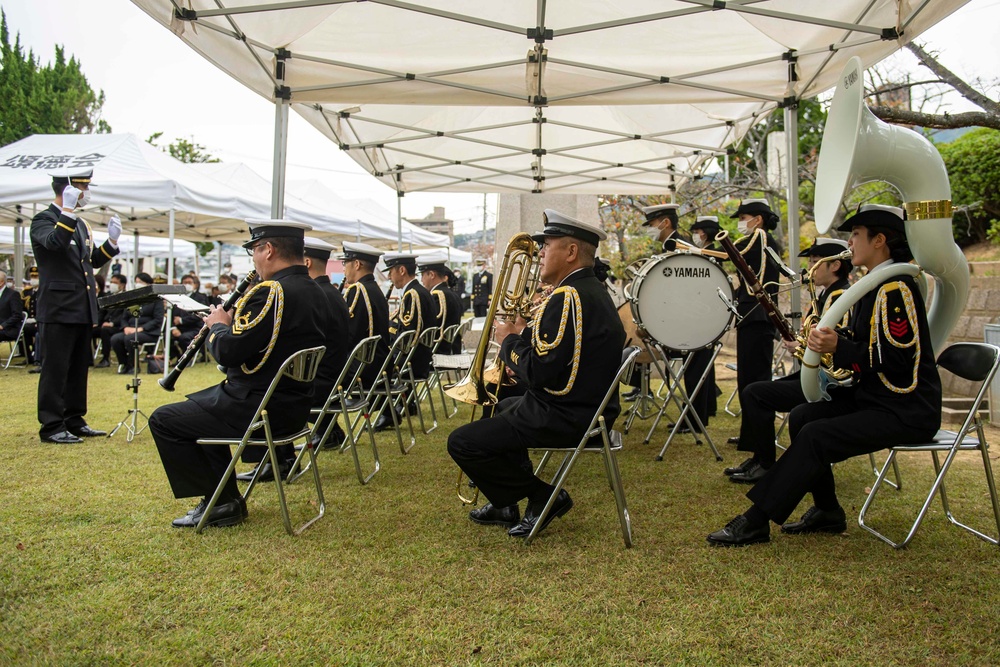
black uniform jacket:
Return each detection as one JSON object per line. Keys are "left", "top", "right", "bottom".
{"left": 193, "top": 265, "right": 332, "bottom": 436}
{"left": 730, "top": 230, "right": 781, "bottom": 327}
{"left": 0, "top": 287, "right": 23, "bottom": 331}
{"left": 472, "top": 270, "right": 493, "bottom": 307}
{"left": 660, "top": 229, "right": 691, "bottom": 250}
{"left": 173, "top": 291, "right": 210, "bottom": 334}
{"left": 389, "top": 278, "right": 438, "bottom": 376}
{"left": 313, "top": 274, "right": 352, "bottom": 395}
{"left": 432, "top": 282, "right": 463, "bottom": 354}
{"left": 21, "top": 286, "right": 36, "bottom": 318}
{"left": 343, "top": 273, "right": 391, "bottom": 385}
{"left": 499, "top": 267, "right": 626, "bottom": 445}
{"left": 832, "top": 269, "right": 941, "bottom": 434}
{"left": 30, "top": 204, "right": 119, "bottom": 325}
{"left": 117, "top": 298, "right": 164, "bottom": 334}
{"left": 814, "top": 276, "right": 851, "bottom": 328}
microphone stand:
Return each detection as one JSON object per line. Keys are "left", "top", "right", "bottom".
{"left": 108, "top": 304, "right": 149, "bottom": 442}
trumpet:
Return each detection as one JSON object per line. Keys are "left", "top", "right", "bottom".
{"left": 445, "top": 232, "right": 540, "bottom": 504}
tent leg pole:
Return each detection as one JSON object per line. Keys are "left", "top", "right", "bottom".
{"left": 784, "top": 102, "right": 801, "bottom": 341}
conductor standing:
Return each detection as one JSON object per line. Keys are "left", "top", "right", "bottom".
{"left": 30, "top": 168, "right": 122, "bottom": 444}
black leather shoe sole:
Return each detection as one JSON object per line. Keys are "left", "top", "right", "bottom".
{"left": 781, "top": 511, "right": 847, "bottom": 535}
{"left": 706, "top": 530, "right": 770, "bottom": 547}
{"left": 509, "top": 492, "right": 573, "bottom": 538}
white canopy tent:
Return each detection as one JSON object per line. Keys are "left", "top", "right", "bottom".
{"left": 131, "top": 0, "right": 967, "bottom": 319}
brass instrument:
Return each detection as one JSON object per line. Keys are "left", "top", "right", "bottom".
{"left": 445, "top": 232, "right": 540, "bottom": 504}
{"left": 795, "top": 250, "right": 853, "bottom": 383}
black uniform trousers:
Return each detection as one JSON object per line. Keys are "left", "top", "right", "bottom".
{"left": 111, "top": 330, "right": 159, "bottom": 368}
{"left": 98, "top": 325, "right": 122, "bottom": 361}
{"left": 736, "top": 321, "right": 775, "bottom": 440}
{"left": 746, "top": 393, "right": 935, "bottom": 524}
{"left": 149, "top": 399, "right": 244, "bottom": 501}
{"left": 36, "top": 322, "right": 92, "bottom": 438}
{"left": 448, "top": 397, "right": 544, "bottom": 508}
{"left": 684, "top": 347, "right": 717, "bottom": 427}
{"left": 737, "top": 373, "right": 803, "bottom": 467}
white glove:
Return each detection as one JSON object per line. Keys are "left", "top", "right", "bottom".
{"left": 62, "top": 185, "right": 81, "bottom": 210}
{"left": 108, "top": 215, "right": 122, "bottom": 244}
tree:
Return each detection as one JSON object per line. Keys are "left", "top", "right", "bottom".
{"left": 938, "top": 128, "right": 1000, "bottom": 245}
{"left": 0, "top": 10, "right": 110, "bottom": 145}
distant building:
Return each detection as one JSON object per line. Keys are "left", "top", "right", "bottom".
{"left": 405, "top": 206, "right": 454, "bottom": 245}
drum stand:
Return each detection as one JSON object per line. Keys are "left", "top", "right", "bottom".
{"left": 108, "top": 306, "right": 149, "bottom": 443}
{"left": 643, "top": 342, "right": 723, "bottom": 462}
{"left": 622, "top": 343, "right": 663, "bottom": 434}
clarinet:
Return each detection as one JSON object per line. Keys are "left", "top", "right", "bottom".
{"left": 158, "top": 270, "right": 258, "bottom": 391}
{"left": 715, "top": 230, "right": 797, "bottom": 342}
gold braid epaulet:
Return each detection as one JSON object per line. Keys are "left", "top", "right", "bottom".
{"left": 434, "top": 290, "right": 447, "bottom": 340}
{"left": 399, "top": 288, "right": 422, "bottom": 330}
{"left": 825, "top": 288, "right": 851, "bottom": 329}
{"left": 533, "top": 286, "right": 583, "bottom": 396}
{"left": 738, "top": 228, "right": 767, "bottom": 280}
{"left": 345, "top": 283, "right": 375, "bottom": 337}
{"left": 232, "top": 280, "right": 284, "bottom": 375}
{"left": 869, "top": 281, "right": 919, "bottom": 394}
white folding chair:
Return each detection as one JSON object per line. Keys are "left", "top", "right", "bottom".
{"left": 195, "top": 345, "right": 326, "bottom": 535}
{"left": 525, "top": 346, "right": 642, "bottom": 547}
{"left": 3, "top": 312, "right": 29, "bottom": 369}
{"left": 288, "top": 335, "right": 382, "bottom": 485}
{"left": 859, "top": 342, "right": 1000, "bottom": 549}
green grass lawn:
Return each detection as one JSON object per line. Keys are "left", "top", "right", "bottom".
{"left": 2, "top": 359, "right": 999, "bottom": 666}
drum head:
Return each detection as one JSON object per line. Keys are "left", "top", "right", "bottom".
{"left": 630, "top": 253, "right": 734, "bottom": 351}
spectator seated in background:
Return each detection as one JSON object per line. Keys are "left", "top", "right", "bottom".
{"left": 96, "top": 273, "right": 127, "bottom": 368}
{"left": 110, "top": 272, "right": 164, "bottom": 375}
{"left": 0, "top": 269, "right": 24, "bottom": 343}
{"left": 169, "top": 274, "right": 210, "bottom": 359}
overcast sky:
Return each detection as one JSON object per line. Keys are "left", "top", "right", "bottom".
{"left": 2, "top": 1, "right": 997, "bottom": 233}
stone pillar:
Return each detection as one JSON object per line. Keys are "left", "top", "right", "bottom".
{"left": 495, "top": 194, "right": 601, "bottom": 267}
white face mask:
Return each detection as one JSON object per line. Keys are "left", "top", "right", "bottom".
{"left": 136, "top": 281, "right": 148, "bottom": 288}
{"left": 218, "top": 284, "right": 230, "bottom": 294}
{"left": 737, "top": 219, "right": 750, "bottom": 235}
{"left": 76, "top": 189, "right": 91, "bottom": 208}
{"left": 183, "top": 283, "right": 195, "bottom": 293}
{"left": 30, "top": 278, "right": 39, "bottom": 287}
{"left": 644, "top": 226, "right": 662, "bottom": 242}
{"left": 691, "top": 234, "right": 706, "bottom": 248}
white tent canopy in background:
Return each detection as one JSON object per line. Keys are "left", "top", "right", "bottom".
{"left": 132, "top": 0, "right": 966, "bottom": 195}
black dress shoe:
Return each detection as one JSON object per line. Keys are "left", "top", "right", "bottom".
{"left": 781, "top": 506, "right": 847, "bottom": 535}
{"left": 41, "top": 430, "right": 84, "bottom": 444}
{"left": 667, "top": 422, "right": 703, "bottom": 435}
{"left": 707, "top": 514, "right": 770, "bottom": 547}
{"left": 729, "top": 461, "right": 769, "bottom": 484}
{"left": 95, "top": 359, "right": 110, "bottom": 368}
{"left": 172, "top": 497, "right": 246, "bottom": 528}
{"left": 723, "top": 457, "right": 755, "bottom": 477}
{"left": 118, "top": 366, "right": 134, "bottom": 375}
{"left": 727, "top": 436, "right": 740, "bottom": 445}
{"left": 621, "top": 387, "right": 641, "bottom": 401}
{"left": 469, "top": 503, "right": 520, "bottom": 527}
{"left": 70, "top": 425, "right": 107, "bottom": 438}
{"left": 508, "top": 489, "right": 573, "bottom": 538}
{"left": 28, "top": 365, "right": 42, "bottom": 374}
{"left": 186, "top": 496, "right": 249, "bottom": 518}
{"left": 318, "top": 424, "right": 347, "bottom": 450}
{"left": 235, "top": 461, "right": 292, "bottom": 483}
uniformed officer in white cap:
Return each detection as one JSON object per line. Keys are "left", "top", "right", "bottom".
{"left": 448, "top": 208, "right": 625, "bottom": 539}
{"left": 418, "top": 253, "right": 463, "bottom": 354}
{"left": 641, "top": 203, "right": 689, "bottom": 250}
{"left": 340, "top": 242, "right": 391, "bottom": 391}
{"left": 30, "top": 166, "right": 122, "bottom": 443}
{"left": 384, "top": 251, "right": 439, "bottom": 381}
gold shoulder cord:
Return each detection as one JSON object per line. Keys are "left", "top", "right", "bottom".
{"left": 869, "top": 281, "right": 919, "bottom": 394}
{"left": 738, "top": 228, "right": 767, "bottom": 279}
{"left": 825, "top": 289, "right": 851, "bottom": 329}
{"left": 533, "top": 286, "right": 583, "bottom": 396}
{"left": 399, "top": 288, "right": 422, "bottom": 330}
{"left": 346, "top": 283, "right": 375, "bottom": 337}
{"left": 434, "top": 290, "right": 447, "bottom": 340}
{"left": 232, "top": 280, "right": 284, "bottom": 375}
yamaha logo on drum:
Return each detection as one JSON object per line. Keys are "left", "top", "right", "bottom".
{"left": 662, "top": 266, "right": 711, "bottom": 278}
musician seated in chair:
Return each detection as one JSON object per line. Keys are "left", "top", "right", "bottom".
{"left": 726, "top": 237, "right": 853, "bottom": 484}
{"left": 418, "top": 254, "right": 463, "bottom": 354}
{"left": 149, "top": 220, "right": 332, "bottom": 528}
{"left": 448, "top": 210, "right": 625, "bottom": 538}
{"left": 109, "top": 272, "right": 163, "bottom": 375}
{"left": 169, "top": 274, "right": 212, "bottom": 361}
{"left": 707, "top": 205, "right": 941, "bottom": 546}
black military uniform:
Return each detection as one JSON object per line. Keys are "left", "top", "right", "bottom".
{"left": 727, "top": 200, "right": 782, "bottom": 443}
{"left": 0, "top": 280, "right": 23, "bottom": 342}
{"left": 109, "top": 273, "right": 164, "bottom": 373}
{"left": 449, "top": 212, "right": 625, "bottom": 528}
{"left": 419, "top": 256, "right": 464, "bottom": 355}
{"left": 471, "top": 262, "right": 493, "bottom": 317}
{"left": 303, "top": 237, "right": 353, "bottom": 446}
{"left": 30, "top": 170, "right": 120, "bottom": 441}
{"left": 731, "top": 238, "right": 852, "bottom": 481}
{"left": 385, "top": 253, "right": 438, "bottom": 380}
{"left": 149, "top": 221, "right": 332, "bottom": 525}
{"left": 708, "top": 205, "right": 942, "bottom": 546}
{"left": 452, "top": 270, "right": 469, "bottom": 312}
{"left": 170, "top": 289, "right": 211, "bottom": 353}
{"left": 341, "top": 242, "right": 391, "bottom": 389}
{"left": 20, "top": 269, "right": 38, "bottom": 364}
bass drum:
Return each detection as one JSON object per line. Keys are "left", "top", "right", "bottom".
{"left": 630, "top": 252, "right": 735, "bottom": 351}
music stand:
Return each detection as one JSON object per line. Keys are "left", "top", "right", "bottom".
{"left": 99, "top": 285, "right": 185, "bottom": 442}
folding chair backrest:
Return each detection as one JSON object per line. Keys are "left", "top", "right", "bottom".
{"left": 938, "top": 342, "right": 1000, "bottom": 384}
{"left": 418, "top": 326, "right": 440, "bottom": 349}
{"left": 582, "top": 346, "right": 642, "bottom": 435}
{"left": 437, "top": 323, "right": 462, "bottom": 352}
{"left": 248, "top": 345, "right": 327, "bottom": 429}
{"left": 318, "top": 335, "right": 379, "bottom": 409}
{"left": 379, "top": 329, "right": 417, "bottom": 381}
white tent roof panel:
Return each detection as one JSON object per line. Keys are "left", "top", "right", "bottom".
{"left": 132, "top": 0, "right": 967, "bottom": 194}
